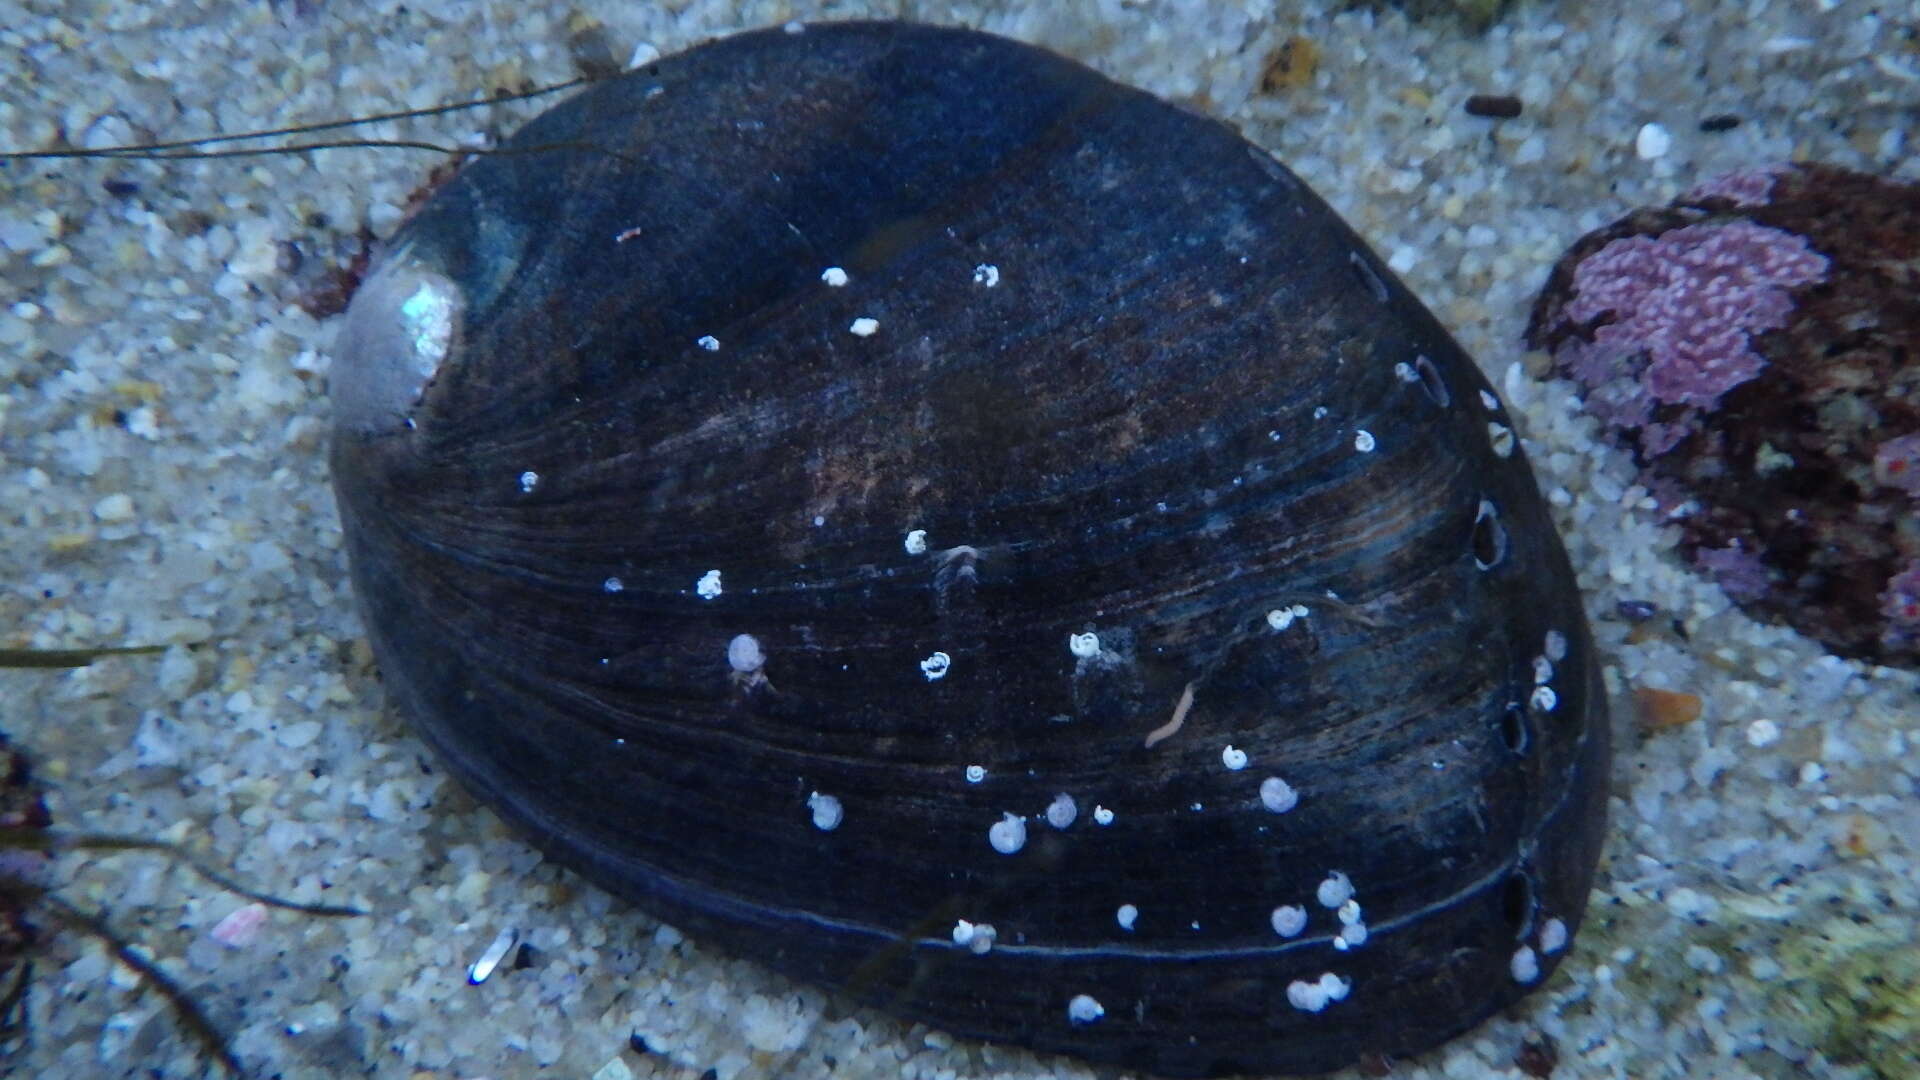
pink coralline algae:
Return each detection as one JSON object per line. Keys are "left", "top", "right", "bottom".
{"left": 1528, "top": 163, "right": 1920, "bottom": 668}
{"left": 1557, "top": 221, "right": 1827, "bottom": 455}
{"left": 1874, "top": 433, "right": 1920, "bottom": 498}
{"left": 1884, "top": 563, "right": 1920, "bottom": 649}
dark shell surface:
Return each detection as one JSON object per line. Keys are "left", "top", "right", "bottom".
{"left": 328, "top": 21, "right": 1608, "bottom": 1078}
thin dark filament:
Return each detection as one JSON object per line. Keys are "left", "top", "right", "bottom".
{"left": 36, "top": 893, "right": 245, "bottom": 1077}
{"left": 0, "top": 644, "right": 169, "bottom": 668}
{"left": 8, "top": 137, "right": 630, "bottom": 164}
{"left": 1, "top": 827, "right": 366, "bottom": 917}
{"left": 0, "top": 75, "right": 611, "bottom": 163}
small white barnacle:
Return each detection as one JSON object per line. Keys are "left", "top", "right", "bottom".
{"left": 849, "top": 316, "right": 880, "bottom": 337}
{"left": 602, "top": 576, "right": 624, "bottom": 594}
{"left": 1337, "top": 900, "right": 1363, "bottom": 926}
{"left": 1510, "top": 945, "right": 1541, "bottom": 983}
{"left": 806, "top": 791, "right": 843, "bottom": 831}
{"left": 1266, "top": 608, "right": 1295, "bottom": 631}
{"left": 518, "top": 470, "right": 539, "bottom": 493}
{"left": 1259, "top": 776, "right": 1299, "bottom": 814}
{"left": 952, "top": 919, "right": 997, "bottom": 954}
{"left": 1544, "top": 629, "right": 1569, "bottom": 662}
{"left": 1286, "top": 974, "right": 1351, "bottom": 1013}
{"left": 1066, "top": 994, "right": 1104, "bottom": 1025}
{"left": 904, "top": 528, "right": 929, "bottom": 556}
{"left": 1221, "top": 745, "right": 1248, "bottom": 771}
{"left": 1488, "top": 421, "right": 1515, "bottom": 458}
{"left": 1539, "top": 917, "right": 1569, "bottom": 954}
{"left": 1291, "top": 603, "right": 1310, "bottom": 618}
{"left": 1068, "top": 631, "right": 1101, "bottom": 659}
{"left": 695, "top": 569, "right": 723, "bottom": 599}
{"left": 1353, "top": 429, "right": 1376, "bottom": 453}
{"left": 820, "top": 266, "right": 849, "bottom": 287}
{"left": 1092, "top": 805, "right": 1115, "bottom": 826}
{"left": 972, "top": 263, "right": 1000, "bottom": 287}
{"left": 1480, "top": 388, "right": 1501, "bottom": 412}
{"left": 988, "top": 812, "right": 1027, "bottom": 854}
{"left": 1533, "top": 655, "right": 1554, "bottom": 684}
{"left": 1530, "top": 685, "right": 1559, "bottom": 713}
{"left": 1316, "top": 871, "right": 1354, "bottom": 909}
{"left": 727, "top": 633, "right": 765, "bottom": 674}
{"left": 1393, "top": 361, "right": 1418, "bottom": 383}
{"left": 1045, "top": 793, "right": 1078, "bottom": 829}
{"left": 1269, "top": 904, "right": 1307, "bottom": 938}
{"left": 1116, "top": 904, "right": 1139, "bottom": 931}
{"left": 1334, "top": 921, "right": 1369, "bottom": 950}
{"left": 920, "top": 650, "right": 952, "bottom": 681}
{"left": 964, "top": 763, "right": 986, "bottom": 784}
{"left": 696, "top": 334, "right": 720, "bottom": 351}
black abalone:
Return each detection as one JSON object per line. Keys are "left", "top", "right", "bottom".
{"left": 328, "top": 20, "right": 1608, "bottom": 1076}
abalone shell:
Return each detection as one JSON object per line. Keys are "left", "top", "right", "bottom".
{"left": 328, "top": 20, "right": 1608, "bottom": 1077}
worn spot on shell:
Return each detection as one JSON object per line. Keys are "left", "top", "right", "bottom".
{"left": 1348, "top": 250, "right": 1390, "bottom": 302}
{"left": 1502, "top": 703, "right": 1532, "bottom": 755}
{"left": 1473, "top": 499, "right": 1509, "bottom": 569}
{"left": 1415, "top": 354, "right": 1450, "bottom": 407}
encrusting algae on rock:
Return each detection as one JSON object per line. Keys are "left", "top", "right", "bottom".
{"left": 1528, "top": 163, "right": 1920, "bottom": 669}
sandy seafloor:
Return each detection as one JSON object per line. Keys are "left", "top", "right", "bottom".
{"left": 2, "top": 1, "right": 1917, "bottom": 1078}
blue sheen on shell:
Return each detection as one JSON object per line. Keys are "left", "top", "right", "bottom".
{"left": 328, "top": 21, "right": 1609, "bottom": 1077}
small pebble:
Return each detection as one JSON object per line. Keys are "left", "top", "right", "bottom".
{"left": 1635, "top": 122, "right": 1672, "bottom": 160}
{"left": 1464, "top": 94, "right": 1523, "bottom": 119}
